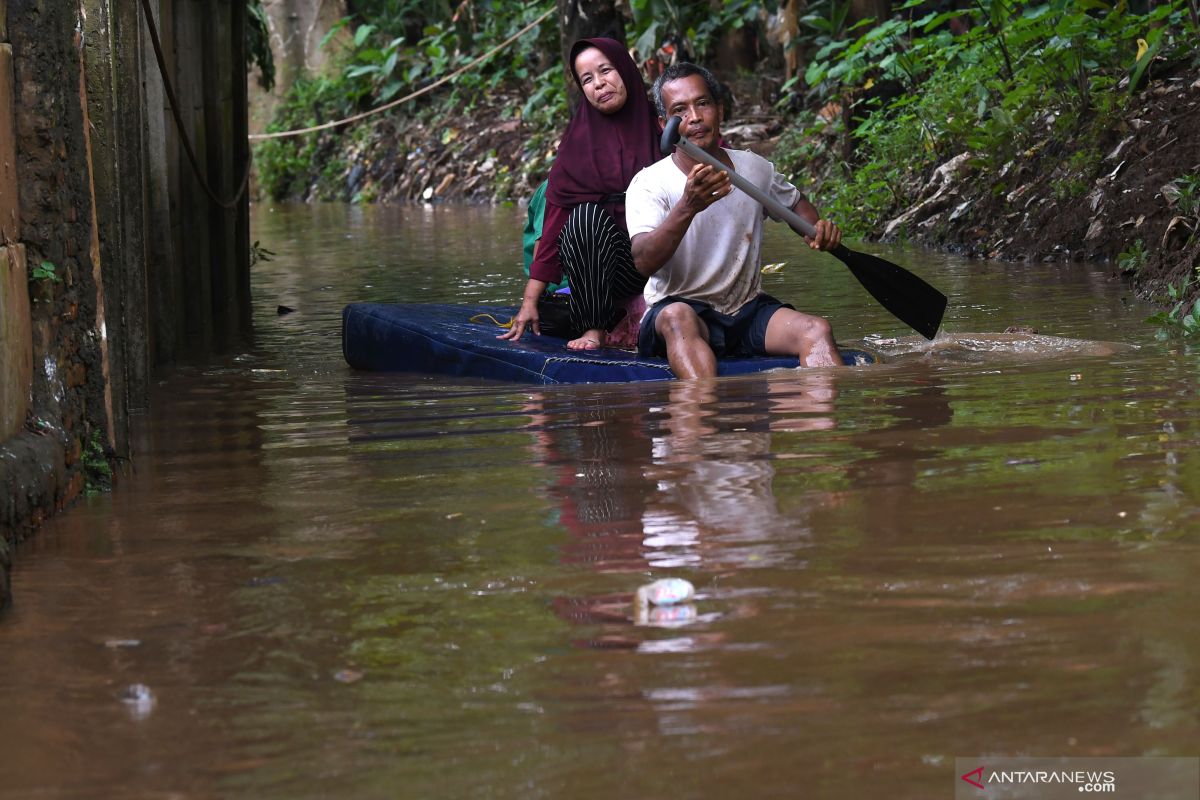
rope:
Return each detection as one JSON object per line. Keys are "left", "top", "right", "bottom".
{"left": 249, "top": 7, "right": 555, "bottom": 142}
{"left": 469, "top": 312, "right": 515, "bottom": 328}
{"left": 138, "top": 0, "right": 250, "bottom": 210}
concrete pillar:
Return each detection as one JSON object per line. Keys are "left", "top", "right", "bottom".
{"left": 203, "top": 0, "right": 235, "bottom": 344}
{"left": 141, "top": 0, "right": 179, "bottom": 366}
{"left": 230, "top": 0, "right": 251, "bottom": 334}
{"left": 1, "top": 41, "right": 19, "bottom": 243}
{"left": 171, "top": 0, "right": 214, "bottom": 354}
{"left": 2, "top": 22, "right": 32, "bottom": 443}
{"left": 1, "top": 244, "right": 31, "bottom": 440}
{"left": 82, "top": 0, "right": 149, "bottom": 429}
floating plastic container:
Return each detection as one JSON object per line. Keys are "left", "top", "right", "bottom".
{"left": 635, "top": 578, "right": 695, "bottom": 607}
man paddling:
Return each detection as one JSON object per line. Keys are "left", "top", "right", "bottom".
{"left": 626, "top": 63, "right": 844, "bottom": 378}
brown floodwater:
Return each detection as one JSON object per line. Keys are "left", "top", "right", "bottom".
{"left": 1, "top": 203, "right": 1198, "bottom": 799}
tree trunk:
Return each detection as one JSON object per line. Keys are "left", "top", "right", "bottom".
{"left": 849, "top": 0, "right": 891, "bottom": 25}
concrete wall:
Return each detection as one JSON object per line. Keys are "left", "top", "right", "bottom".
{"left": 1, "top": 0, "right": 96, "bottom": 610}
{"left": 0, "top": 0, "right": 250, "bottom": 611}
{"left": 2, "top": 8, "right": 19, "bottom": 606}
{"left": 2, "top": 33, "right": 31, "bottom": 451}
{"left": 0, "top": 245, "right": 31, "bottom": 438}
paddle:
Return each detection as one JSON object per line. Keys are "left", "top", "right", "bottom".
{"left": 660, "top": 116, "right": 947, "bottom": 340}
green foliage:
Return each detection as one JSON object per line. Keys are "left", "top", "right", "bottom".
{"left": 84, "top": 430, "right": 113, "bottom": 495}
{"left": 30, "top": 260, "right": 61, "bottom": 283}
{"left": 1147, "top": 268, "right": 1200, "bottom": 338}
{"left": 256, "top": 1, "right": 566, "bottom": 200}
{"left": 772, "top": 114, "right": 830, "bottom": 185}
{"left": 1117, "top": 239, "right": 1147, "bottom": 275}
{"left": 519, "top": 66, "right": 568, "bottom": 130}
{"left": 780, "top": 0, "right": 1199, "bottom": 232}
{"left": 252, "top": 72, "right": 356, "bottom": 200}
{"left": 628, "top": 0, "right": 763, "bottom": 64}
{"left": 1051, "top": 147, "right": 1099, "bottom": 200}
{"left": 247, "top": 0, "right": 276, "bottom": 92}
{"left": 1173, "top": 174, "right": 1200, "bottom": 218}
{"left": 330, "top": 2, "right": 557, "bottom": 112}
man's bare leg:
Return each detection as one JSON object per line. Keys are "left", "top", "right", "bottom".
{"left": 764, "top": 307, "right": 841, "bottom": 367}
{"left": 655, "top": 302, "right": 717, "bottom": 379}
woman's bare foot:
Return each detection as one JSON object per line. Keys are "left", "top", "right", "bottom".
{"left": 567, "top": 328, "right": 605, "bottom": 351}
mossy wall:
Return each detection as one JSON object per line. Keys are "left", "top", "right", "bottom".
{"left": 0, "top": 0, "right": 250, "bottom": 611}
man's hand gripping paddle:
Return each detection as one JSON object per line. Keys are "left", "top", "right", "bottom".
{"left": 660, "top": 116, "right": 948, "bottom": 340}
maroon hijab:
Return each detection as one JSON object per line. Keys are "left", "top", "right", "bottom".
{"left": 545, "top": 38, "right": 663, "bottom": 208}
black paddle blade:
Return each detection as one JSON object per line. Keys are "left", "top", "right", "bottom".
{"left": 831, "top": 245, "right": 947, "bottom": 340}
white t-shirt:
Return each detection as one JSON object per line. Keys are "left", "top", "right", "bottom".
{"left": 626, "top": 149, "right": 801, "bottom": 316}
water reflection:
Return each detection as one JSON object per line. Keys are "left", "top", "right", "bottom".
{"left": 527, "top": 374, "right": 849, "bottom": 575}
{"left": 532, "top": 373, "right": 835, "bottom": 655}
{"left": 643, "top": 375, "right": 838, "bottom": 570}
{"left": 840, "top": 374, "right": 954, "bottom": 541}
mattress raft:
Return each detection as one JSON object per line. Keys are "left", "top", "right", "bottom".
{"left": 342, "top": 303, "right": 876, "bottom": 385}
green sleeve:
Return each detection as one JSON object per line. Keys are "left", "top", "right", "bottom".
{"left": 522, "top": 180, "right": 548, "bottom": 277}
{"left": 521, "top": 180, "right": 567, "bottom": 292}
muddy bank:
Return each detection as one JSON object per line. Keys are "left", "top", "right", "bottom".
{"left": 258, "top": 68, "right": 1200, "bottom": 311}
{"left": 875, "top": 70, "right": 1200, "bottom": 307}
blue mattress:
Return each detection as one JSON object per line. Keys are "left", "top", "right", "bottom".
{"left": 342, "top": 303, "right": 875, "bottom": 384}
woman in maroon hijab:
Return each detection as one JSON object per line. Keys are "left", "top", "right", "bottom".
{"left": 499, "top": 37, "right": 663, "bottom": 351}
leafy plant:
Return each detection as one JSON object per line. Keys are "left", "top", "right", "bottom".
{"left": 628, "top": 0, "right": 761, "bottom": 64}
{"left": 253, "top": 74, "right": 346, "bottom": 200}
{"left": 1173, "top": 174, "right": 1200, "bottom": 218}
{"left": 329, "top": 1, "right": 557, "bottom": 110}
{"left": 247, "top": 0, "right": 276, "bottom": 92}
{"left": 1117, "top": 239, "right": 1147, "bottom": 276}
{"left": 1051, "top": 148, "right": 1099, "bottom": 201}
{"left": 30, "top": 260, "right": 61, "bottom": 283}
{"left": 1147, "top": 268, "right": 1200, "bottom": 338}
{"left": 84, "top": 430, "right": 113, "bottom": 495}
{"left": 250, "top": 240, "right": 276, "bottom": 267}
{"left": 774, "top": 0, "right": 1199, "bottom": 236}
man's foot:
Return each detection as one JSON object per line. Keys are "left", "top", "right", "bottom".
{"left": 567, "top": 329, "right": 605, "bottom": 351}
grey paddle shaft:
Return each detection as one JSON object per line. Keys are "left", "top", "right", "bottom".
{"left": 673, "top": 137, "right": 818, "bottom": 239}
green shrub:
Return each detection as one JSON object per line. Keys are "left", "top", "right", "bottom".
{"left": 1117, "top": 239, "right": 1147, "bottom": 275}
{"left": 1147, "top": 267, "right": 1200, "bottom": 338}
{"left": 84, "top": 430, "right": 113, "bottom": 495}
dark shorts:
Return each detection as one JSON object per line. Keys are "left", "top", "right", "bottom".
{"left": 637, "top": 293, "right": 794, "bottom": 359}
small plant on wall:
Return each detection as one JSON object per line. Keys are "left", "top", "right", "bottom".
{"left": 29, "top": 260, "right": 61, "bottom": 283}
{"left": 84, "top": 430, "right": 114, "bottom": 495}
{"left": 28, "top": 259, "right": 62, "bottom": 303}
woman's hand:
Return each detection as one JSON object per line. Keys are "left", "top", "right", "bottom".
{"left": 498, "top": 296, "right": 541, "bottom": 341}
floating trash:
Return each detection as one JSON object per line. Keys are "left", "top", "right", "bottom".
{"left": 634, "top": 579, "right": 697, "bottom": 627}
{"left": 637, "top": 603, "right": 698, "bottom": 628}
{"left": 103, "top": 638, "right": 141, "bottom": 649}
{"left": 333, "top": 669, "right": 364, "bottom": 684}
{"left": 119, "top": 683, "right": 156, "bottom": 719}
{"left": 635, "top": 578, "right": 695, "bottom": 608}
